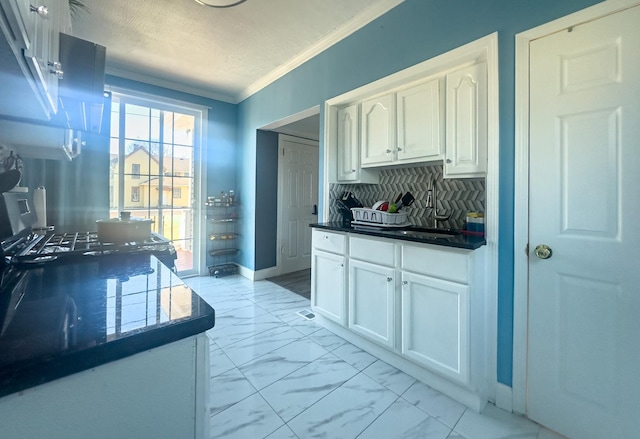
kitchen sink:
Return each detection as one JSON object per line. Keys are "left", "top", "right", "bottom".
{"left": 390, "top": 227, "right": 461, "bottom": 239}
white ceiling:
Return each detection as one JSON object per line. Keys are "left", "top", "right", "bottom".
{"left": 71, "top": 0, "right": 403, "bottom": 104}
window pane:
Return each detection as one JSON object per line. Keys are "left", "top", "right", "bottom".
{"left": 166, "top": 112, "right": 195, "bottom": 147}
{"left": 167, "top": 145, "right": 193, "bottom": 177}
{"left": 110, "top": 105, "right": 120, "bottom": 137}
{"left": 124, "top": 104, "right": 150, "bottom": 141}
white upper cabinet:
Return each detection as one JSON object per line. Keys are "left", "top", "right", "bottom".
{"left": 360, "top": 93, "right": 396, "bottom": 166}
{"left": 0, "top": 0, "right": 69, "bottom": 120}
{"left": 396, "top": 78, "right": 444, "bottom": 163}
{"left": 360, "top": 79, "right": 445, "bottom": 168}
{"left": 444, "top": 61, "right": 488, "bottom": 178}
{"left": 337, "top": 104, "right": 359, "bottom": 181}
{"left": 336, "top": 104, "right": 379, "bottom": 183}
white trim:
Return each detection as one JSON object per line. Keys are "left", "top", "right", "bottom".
{"left": 107, "top": 88, "right": 208, "bottom": 277}
{"left": 512, "top": 0, "right": 640, "bottom": 416}
{"left": 261, "top": 106, "right": 320, "bottom": 131}
{"left": 322, "top": 32, "right": 500, "bottom": 403}
{"left": 276, "top": 134, "right": 320, "bottom": 276}
{"left": 236, "top": 264, "right": 279, "bottom": 281}
{"left": 106, "top": 66, "right": 235, "bottom": 104}
{"left": 495, "top": 382, "right": 513, "bottom": 413}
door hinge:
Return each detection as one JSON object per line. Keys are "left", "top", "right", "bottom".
{"left": 524, "top": 243, "right": 529, "bottom": 257}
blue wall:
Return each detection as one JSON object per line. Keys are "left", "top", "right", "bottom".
{"left": 255, "top": 130, "right": 279, "bottom": 270}
{"left": 235, "top": 0, "right": 602, "bottom": 386}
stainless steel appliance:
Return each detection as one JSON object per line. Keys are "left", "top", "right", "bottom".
{"left": 0, "top": 188, "right": 177, "bottom": 271}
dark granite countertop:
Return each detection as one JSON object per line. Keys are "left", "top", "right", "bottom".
{"left": 0, "top": 253, "right": 215, "bottom": 399}
{"left": 311, "top": 222, "right": 486, "bottom": 250}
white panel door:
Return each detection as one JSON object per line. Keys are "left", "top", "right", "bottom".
{"left": 349, "top": 259, "right": 395, "bottom": 347}
{"left": 337, "top": 104, "right": 359, "bottom": 181}
{"left": 528, "top": 6, "right": 640, "bottom": 438}
{"left": 401, "top": 271, "right": 469, "bottom": 384}
{"left": 397, "top": 78, "right": 444, "bottom": 162}
{"left": 279, "top": 136, "right": 319, "bottom": 274}
{"left": 311, "top": 250, "right": 345, "bottom": 325}
{"left": 444, "top": 62, "right": 487, "bottom": 178}
{"left": 360, "top": 94, "right": 395, "bottom": 166}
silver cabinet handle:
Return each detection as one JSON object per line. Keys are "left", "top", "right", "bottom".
{"left": 446, "top": 158, "right": 452, "bottom": 164}
{"left": 396, "top": 147, "right": 402, "bottom": 152}
{"left": 324, "top": 235, "right": 329, "bottom": 240}
{"left": 30, "top": 5, "right": 48, "bottom": 18}
{"left": 386, "top": 149, "right": 392, "bottom": 154}
{"left": 351, "top": 169, "right": 356, "bottom": 173}
{"left": 402, "top": 280, "right": 408, "bottom": 285}
{"left": 386, "top": 277, "right": 392, "bottom": 282}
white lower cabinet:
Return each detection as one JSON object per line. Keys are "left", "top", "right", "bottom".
{"left": 311, "top": 230, "right": 347, "bottom": 325}
{"left": 401, "top": 271, "right": 469, "bottom": 384}
{"left": 311, "top": 230, "right": 486, "bottom": 407}
{"left": 349, "top": 259, "right": 395, "bottom": 348}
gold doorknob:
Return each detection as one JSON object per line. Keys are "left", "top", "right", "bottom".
{"left": 534, "top": 244, "right": 552, "bottom": 259}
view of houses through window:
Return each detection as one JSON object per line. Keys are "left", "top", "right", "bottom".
{"left": 109, "top": 93, "right": 201, "bottom": 274}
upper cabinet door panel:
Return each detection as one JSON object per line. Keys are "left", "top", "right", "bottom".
{"left": 360, "top": 94, "right": 395, "bottom": 167}
{"left": 397, "top": 78, "right": 444, "bottom": 163}
{"left": 445, "top": 62, "right": 487, "bottom": 178}
{"left": 337, "top": 104, "right": 359, "bottom": 182}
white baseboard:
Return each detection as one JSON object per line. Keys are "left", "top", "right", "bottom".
{"left": 236, "top": 265, "right": 280, "bottom": 281}
{"left": 495, "top": 382, "right": 513, "bottom": 413}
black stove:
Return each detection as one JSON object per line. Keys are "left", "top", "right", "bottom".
{"left": 7, "top": 230, "right": 176, "bottom": 266}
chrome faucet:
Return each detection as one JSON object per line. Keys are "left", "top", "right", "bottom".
{"left": 425, "top": 179, "right": 450, "bottom": 228}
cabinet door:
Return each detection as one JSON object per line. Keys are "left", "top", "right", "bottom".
{"left": 360, "top": 94, "right": 395, "bottom": 167}
{"left": 445, "top": 62, "right": 487, "bottom": 178}
{"left": 311, "top": 250, "right": 346, "bottom": 325}
{"left": 349, "top": 259, "right": 395, "bottom": 347}
{"left": 401, "top": 271, "right": 469, "bottom": 384}
{"left": 336, "top": 104, "right": 359, "bottom": 182}
{"left": 397, "top": 78, "right": 444, "bottom": 163}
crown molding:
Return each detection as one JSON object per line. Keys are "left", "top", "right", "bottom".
{"left": 237, "top": 0, "right": 405, "bottom": 102}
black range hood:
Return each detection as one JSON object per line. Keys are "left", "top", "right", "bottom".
{"left": 57, "top": 33, "right": 106, "bottom": 134}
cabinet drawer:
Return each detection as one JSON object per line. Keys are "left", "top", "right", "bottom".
{"left": 402, "top": 244, "right": 469, "bottom": 284}
{"left": 349, "top": 236, "right": 395, "bottom": 267}
{"left": 312, "top": 230, "right": 346, "bottom": 254}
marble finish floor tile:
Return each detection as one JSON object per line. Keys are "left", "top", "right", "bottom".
{"left": 239, "top": 338, "right": 328, "bottom": 390}
{"left": 402, "top": 381, "right": 468, "bottom": 429}
{"left": 286, "top": 315, "right": 323, "bottom": 336}
{"left": 221, "top": 325, "right": 305, "bottom": 366}
{"left": 190, "top": 276, "right": 559, "bottom": 439}
{"left": 331, "top": 342, "right": 377, "bottom": 371}
{"left": 358, "top": 398, "right": 452, "bottom": 439}
{"left": 265, "top": 424, "right": 299, "bottom": 439}
{"left": 453, "top": 403, "right": 541, "bottom": 439}
{"left": 287, "top": 372, "right": 398, "bottom": 439}
{"left": 209, "top": 368, "right": 257, "bottom": 416}
{"left": 211, "top": 312, "right": 284, "bottom": 348}
{"left": 363, "top": 359, "right": 417, "bottom": 395}
{"left": 259, "top": 353, "right": 359, "bottom": 422}
{"left": 307, "top": 328, "right": 347, "bottom": 351}
{"left": 210, "top": 392, "right": 284, "bottom": 439}
{"left": 209, "top": 343, "right": 236, "bottom": 378}
{"left": 211, "top": 304, "right": 270, "bottom": 329}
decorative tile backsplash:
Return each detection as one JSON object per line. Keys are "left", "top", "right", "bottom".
{"left": 329, "top": 163, "right": 485, "bottom": 229}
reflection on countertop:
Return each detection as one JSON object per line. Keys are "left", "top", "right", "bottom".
{"left": 0, "top": 253, "right": 215, "bottom": 398}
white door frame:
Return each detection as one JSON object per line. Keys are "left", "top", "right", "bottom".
{"left": 275, "top": 134, "right": 319, "bottom": 276}
{"left": 512, "top": 0, "right": 639, "bottom": 415}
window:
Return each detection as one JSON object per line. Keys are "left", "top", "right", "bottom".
{"left": 109, "top": 91, "right": 205, "bottom": 275}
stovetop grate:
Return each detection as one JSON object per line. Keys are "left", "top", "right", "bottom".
{"left": 13, "top": 231, "right": 173, "bottom": 261}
